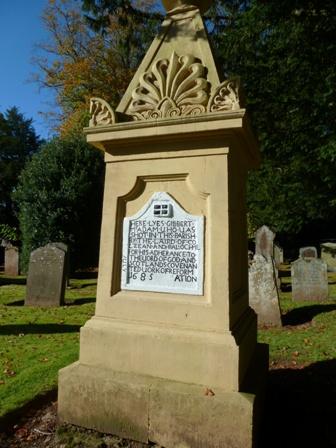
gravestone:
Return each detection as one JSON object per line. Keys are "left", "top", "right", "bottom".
{"left": 25, "top": 245, "right": 66, "bottom": 306}
{"left": 299, "top": 246, "right": 317, "bottom": 259}
{"left": 5, "top": 246, "right": 19, "bottom": 276}
{"left": 255, "top": 225, "right": 275, "bottom": 261}
{"left": 274, "top": 244, "right": 283, "bottom": 270}
{"left": 58, "top": 1, "right": 268, "bottom": 447}
{"left": 321, "top": 242, "right": 336, "bottom": 272}
{"left": 45, "top": 242, "right": 70, "bottom": 286}
{"left": 291, "top": 258, "right": 328, "bottom": 302}
{"left": 249, "top": 254, "right": 282, "bottom": 327}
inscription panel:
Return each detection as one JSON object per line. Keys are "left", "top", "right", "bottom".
{"left": 121, "top": 192, "right": 204, "bottom": 295}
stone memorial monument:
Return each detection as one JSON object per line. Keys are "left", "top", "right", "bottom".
{"left": 5, "top": 246, "right": 19, "bottom": 276}
{"left": 25, "top": 245, "right": 66, "bottom": 306}
{"left": 291, "top": 258, "right": 328, "bottom": 302}
{"left": 321, "top": 242, "right": 336, "bottom": 272}
{"left": 58, "top": 1, "right": 268, "bottom": 447}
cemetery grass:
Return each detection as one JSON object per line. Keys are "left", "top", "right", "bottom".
{"left": 1, "top": 269, "right": 336, "bottom": 446}
{"left": 0, "top": 275, "right": 96, "bottom": 419}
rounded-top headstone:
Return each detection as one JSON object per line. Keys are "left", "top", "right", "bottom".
{"left": 162, "top": 0, "right": 213, "bottom": 14}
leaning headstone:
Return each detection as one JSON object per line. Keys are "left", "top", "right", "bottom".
{"left": 25, "top": 245, "right": 66, "bottom": 306}
{"left": 291, "top": 258, "right": 328, "bottom": 302}
{"left": 321, "top": 242, "right": 336, "bottom": 272}
{"left": 255, "top": 225, "right": 275, "bottom": 261}
{"left": 4, "top": 246, "right": 19, "bottom": 276}
{"left": 249, "top": 254, "right": 282, "bottom": 326}
{"left": 45, "top": 242, "right": 70, "bottom": 286}
{"left": 299, "top": 246, "right": 317, "bottom": 259}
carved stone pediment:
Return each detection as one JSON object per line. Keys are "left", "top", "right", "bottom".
{"left": 128, "top": 52, "right": 209, "bottom": 120}
{"left": 89, "top": 98, "right": 118, "bottom": 126}
{"left": 208, "top": 78, "right": 243, "bottom": 112}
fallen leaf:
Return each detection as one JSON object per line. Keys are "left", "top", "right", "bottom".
{"left": 203, "top": 388, "right": 215, "bottom": 396}
{"left": 293, "top": 351, "right": 299, "bottom": 357}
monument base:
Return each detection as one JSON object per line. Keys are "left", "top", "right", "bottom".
{"left": 58, "top": 343, "right": 268, "bottom": 448}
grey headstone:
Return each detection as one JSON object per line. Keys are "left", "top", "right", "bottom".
{"left": 291, "top": 258, "right": 328, "bottom": 302}
{"left": 248, "top": 254, "right": 282, "bottom": 327}
{"left": 5, "top": 246, "right": 19, "bottom": 276}
{"left": 255, "top": 225, "right": 275, "bottom": 262}
{"left": 299, "top": 246, "right": 317, "bottom": 259}
{"left": 45, "top": 242, "right": 70, "bottom": 286}
{"left": 274, "top": 244, "right": 283, "bottom": 269}
{"left": 321, "top": 242, "right": 336, "bottom": 272}
{"left": 25, "top": 245, "right": 66, "bottom": 306}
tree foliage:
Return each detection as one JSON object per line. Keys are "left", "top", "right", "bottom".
{"left": 0, "top": 107, "right": 42, "bottom": 237}
{"left": 14, "top": 136, "right": 105, "bottom": 273}
{"left": 209, "top": 0, "right": 336, "bottom": 244}
{"left": 32, "top": 0, "right": 159, "bottom": 135}
{"left": 32, "top": 0, "right": 336, "bottom": 247}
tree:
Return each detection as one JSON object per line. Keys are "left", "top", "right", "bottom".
{"left": 209, "top": 0, "right": 336, "bottom": 246}
{"left": 32, "top": 0, "right": 159, "bottom": 136}
{"left": 14, "top": 135, "right": 105, "bottom": 273}
{"left": 0, "top": 107, "right": 42, "bottom": 240}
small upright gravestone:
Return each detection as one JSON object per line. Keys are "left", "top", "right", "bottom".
{"left": 274, "top": 244, "right": 283, "bottom": 270}
{"left": 25, "top": 245, "right": 66, "bottom": 306}
{"left": 291, "top": 258, "right": 328, "bottom": 302}
{"left": 5, "top": 246, "right": 19, "bottom": 276}
{"left": 321, "top": 242, "right": 336, "bottom": 272}
{"left": 299, "top": 246, "right": 317, "bottom": 258}
{"left": 249, "top": 255, "right": 282, "bottom": 327}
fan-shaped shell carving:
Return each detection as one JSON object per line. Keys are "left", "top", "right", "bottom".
{"left": 89, "top": 98, "right": 117, "bottom": 126}
{"left": 129, "top": 52, "right": 209, "bottom": 120}
{"left": 208, "top": 78, "right": 242, "bottom": 113}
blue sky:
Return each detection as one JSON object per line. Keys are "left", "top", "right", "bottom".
{"left": 0, "top": 0, "right": 52, "bottom": 139}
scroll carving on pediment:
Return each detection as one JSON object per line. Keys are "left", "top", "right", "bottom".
{"left": 89, "top": 98, "right": 118, "bottom": 126}
{"left": 208, "top": 78, "right": 242, "bottom": 113}
{"left": 129, "top": 52, "right": 209, "bottom": 120}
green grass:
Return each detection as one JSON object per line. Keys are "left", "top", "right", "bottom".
{"left": 1, "top": 266, "right": 336, "bottom": 421}
{"left": 258, "top": 267, "right": 336, "bottom": 367}
{"left": 0, "top": 276, "right": 96, "bottom": 418}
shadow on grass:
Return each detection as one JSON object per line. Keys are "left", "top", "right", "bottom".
{"left": 282, "top": 304, "right": 336, "bottom": 326}
{"left": 6, "top": 297, "right": 96, "bottom": 307}
{"left": 0, "top": 324, "right": 81, "bottom": 335}
{"left": 258, "top": 358, "right": 336, "bottom": 448}
{"left": 0, "top": 277, "right": 26, "bottom": 286}
{"left": 0, "top": 388, "right": 57, "bottom": 434}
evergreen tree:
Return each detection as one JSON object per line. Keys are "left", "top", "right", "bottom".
{"left": 0, "top": 107, "right": 42, "bottom": 237}
{"left": 14, "top": 135, "right": 105, "bottom": 273}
